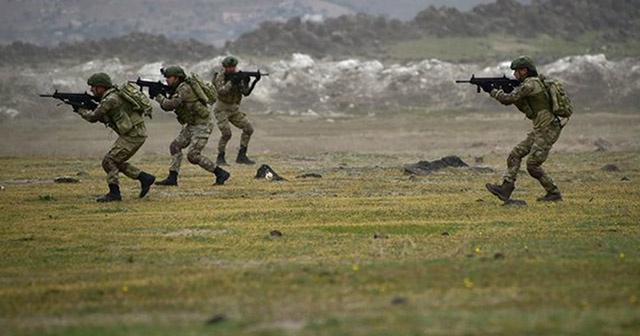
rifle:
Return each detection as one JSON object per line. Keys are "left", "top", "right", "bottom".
{"left": 40, "top": 90, "right": 98, "bottom": 111}
{"left": 456, "top": 75, "right": 520, "bottom": 93}
{"left": 129, "top": 77, "right": 173, "bottom": 98}
{"left": 225, "top": 70, "right": 269, "bottom": 96}
{"left": 225, "top": 70, "right": 269, "bottom": 85}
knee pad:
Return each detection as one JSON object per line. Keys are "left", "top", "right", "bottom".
{"left": 220, "top": 128, "right": 232, "bottom": 141}
{"left": 101, "top": 157, "right": 116, "bottom": 173}
{"left": 187, "top": 151, "right": 201, "bottom": 165}
{"left": 169, "top": 141, "right": 182, "bottom": 155}
{"left": 243, "top": 123, "right": 254, "bottom": 136}
{"left": 527, "top": 164, "right": 544, "bottom": 179}
{"left": 507, "top": 153, "right": 521, "bottom": 167}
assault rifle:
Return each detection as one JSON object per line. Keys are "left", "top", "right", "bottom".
{"left": 129, "top": 78, "right": 173, "bottom": 98}
{"left": 225, "top": 70, "right": 269, "bottom": 96}
{"left": 225, "top": 70, "right": 269, "bottom": 85}
{"left": 456, "top": 75, "right": 520, "bottom": 94}
{"left": 40, "top": 90, "right": 98, "bottom": 111}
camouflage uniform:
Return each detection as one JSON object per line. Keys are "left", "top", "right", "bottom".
{"left": 78, "top": 73, "right": 155, "bottom": 202}
{"left": 492, "top": 75, "right": 562, "bottom": 197}
{"left": 211, "top": 66, "right": 255, "bottom": 164}
{"left": 156, "top": 81, "right": 217, "bottom": 173}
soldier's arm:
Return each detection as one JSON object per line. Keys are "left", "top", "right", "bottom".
{"left": 491, "top": 81, "right": 534, "bottom": 106}
{"left": 155, "top": 86, "right": 184, "bottom": 111}
{"left": 77, "top": 97, "right": 115, "bottom": 123}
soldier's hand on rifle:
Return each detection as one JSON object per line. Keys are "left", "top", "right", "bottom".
{"left": 490, "top": 88, "right": 503, "bottom": 98}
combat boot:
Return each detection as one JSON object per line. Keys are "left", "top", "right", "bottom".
{"left": 137, "top": 171, "right": 156, "bottom": 198}
{"left": 216, "top": 152, "right": 228, "bottom": 166}
{"left": 236, "top": 145, "right": 255, "bottom": 165}
{"left": 537, "top": 190, "right": 562, "bottom": 202}
{"left": 155, "top": 171, "right": 178, "bottom": 186}
{"left": 213, "top": 166, "right": 230, "bottom": 185}
{"left": 96, "top": 184, "right": 122, "bottom": 203}
{"left": 485, "top": 180, "right": 515, "bottom": 202}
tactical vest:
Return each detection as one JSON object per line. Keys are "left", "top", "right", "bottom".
{"left": 172, "top": 81, "right": 210, "bottom": 125}
{"left": 102, "top": 88, "right": 144, "bottom": 135}
{"left": 515, "top": 77, "right": 550, "bottom": 120}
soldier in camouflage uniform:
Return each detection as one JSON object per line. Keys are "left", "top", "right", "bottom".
{"left": 211, "top": 56, "right": 259, "bottom": 165}
{"left": 152, "top": 66, "right": 230, "bottom": 186}
{"left": 77, "top": 73, "right": 156, "bottom": 202}
{"left": 485, "top": 56, "right": 563, "bottom": 202}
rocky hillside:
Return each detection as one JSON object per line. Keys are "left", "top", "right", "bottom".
{"left": 231, "top": 0, "right": 640, "bottom": 58}
{"left": 1, "top": 0, "right": 638, "bottom": 66}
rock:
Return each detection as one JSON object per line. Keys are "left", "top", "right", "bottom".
{"left": 54, "top": 176, "right": 80, "bottom": 183}
{"left": 404, "top": 155, "right": 468, "bottom": 175}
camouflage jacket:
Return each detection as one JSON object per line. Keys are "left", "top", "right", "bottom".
{"left": 155, "top": 80, "right": 210, "bottom": 125}
{"left": 493, "top": 76, "right": 554, "bottom": 129}
{"left": 211, "top": 67, "right": 251, "bottom": 105}
{"left": 78, "top": 87, "right": 144, "bottom": 136}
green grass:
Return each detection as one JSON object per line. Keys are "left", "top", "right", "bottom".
{"left": 1, "top": 150, "right": 639, "bottom": 335}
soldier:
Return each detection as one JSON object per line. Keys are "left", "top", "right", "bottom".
{"left": 211, "top": 56, "right": 259, "bottom": 165}
{"left": 152, "top": 65, "right": 230, "bottom": 186}
{"left": 77, "top": 72, "right": 156, "bottom": 202}
{"left": 485, "top": 56, "right": 564, "bottom": 202}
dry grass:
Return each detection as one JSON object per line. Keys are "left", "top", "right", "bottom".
{"left": 1, "top": 109, "right": 639, "bottom": 335}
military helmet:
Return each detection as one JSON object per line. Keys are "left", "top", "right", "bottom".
{"left": 87, "top": 72, "right": 113, "bottom": 87}
{"left": 222, "top": 56, "right": 238, "bottom": 67}
{"left": 510, "top": 55, "right": 536, "bottom": 72}
{"left": 161, "top": 66, "right": 186, "bottom": 79}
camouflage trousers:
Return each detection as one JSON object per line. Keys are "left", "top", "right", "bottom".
{"left": 103, "top": 123, "right": 146, "bottom": 185}
{"left": 167, "top": 121, "right": 217, "bottom": 174}
{"left": 214, "top": 101, "right": 254, "bottom": 153}
{"left": 504, "top": 120, "right": 562, "bottom": 193}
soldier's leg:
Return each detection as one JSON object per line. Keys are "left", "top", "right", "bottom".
{"left": 98, "top": 138, "right": 140, "bottom": 202}
{"left": 156, "top": 127, "right": 190, "bottom": 186}
{"left": 113, "top": 132, "right": 155, "bottom": 198}
{"left": 214, "top": 107, "right": 232, "bottom": 162}
{"left": 527, "top": 124, "right": 562, "bottom": 200}
{"left": 187, "top": 123, "right": 229, "bottom": 185}
{"left": 486, "top": 131, "right": 534, "bottom": 201}
{"left": 229, "top": 110, "right": 255, "bottom": 164}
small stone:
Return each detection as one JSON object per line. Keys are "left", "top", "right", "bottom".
{"left": 391, "top": 296, "right": 407, "bottom": 305}
{"left": 373, "top": 232, "right": 387, "bottom": 239}
{"left": 206, "top": 313, "right": 227, "bottom": 324}
{"left": 270, "top": 230, "right": 283, "bottom": 237}
{"left": 54, "top": 176, "right": 80, "bottom": 183}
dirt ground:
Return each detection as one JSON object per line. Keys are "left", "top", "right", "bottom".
{"left": 1, "top": 108, "right": 637, "bottom": 162}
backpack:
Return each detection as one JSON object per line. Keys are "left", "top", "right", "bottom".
{"left": 117, "top": 82, "right": 153, "bottom": 118}
{"left": 543, "top": 78, "right": 572, "bottom": 118}
{"left": 188, "top": 72, "right": 217, "bottom": 105}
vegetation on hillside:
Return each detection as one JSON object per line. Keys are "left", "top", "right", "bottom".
{"left": 1, "top": 0, "right": 639, "bottom": 65}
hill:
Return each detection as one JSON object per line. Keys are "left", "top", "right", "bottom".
{"left": 1, "top": 0, "right": 638, "bottom": 66}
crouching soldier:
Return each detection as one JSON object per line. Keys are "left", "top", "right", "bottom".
{"left": 152, "top": 66, "right": 230, "bottom": 186}
{"left": 77, "top": 72, "right": 156, "bottom": 202}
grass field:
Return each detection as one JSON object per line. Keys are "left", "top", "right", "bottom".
{"left": 1, "top": 110, "right": 639, "bottom": 335}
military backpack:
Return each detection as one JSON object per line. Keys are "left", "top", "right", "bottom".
{"left": 543, "top": 78, "right": 572, "bottom": 118}
{"left": 116, "top": 82, "right": 153, "bottom": 118}
{"left": 187, "top": 73, "right": 217, "bottom": 105}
